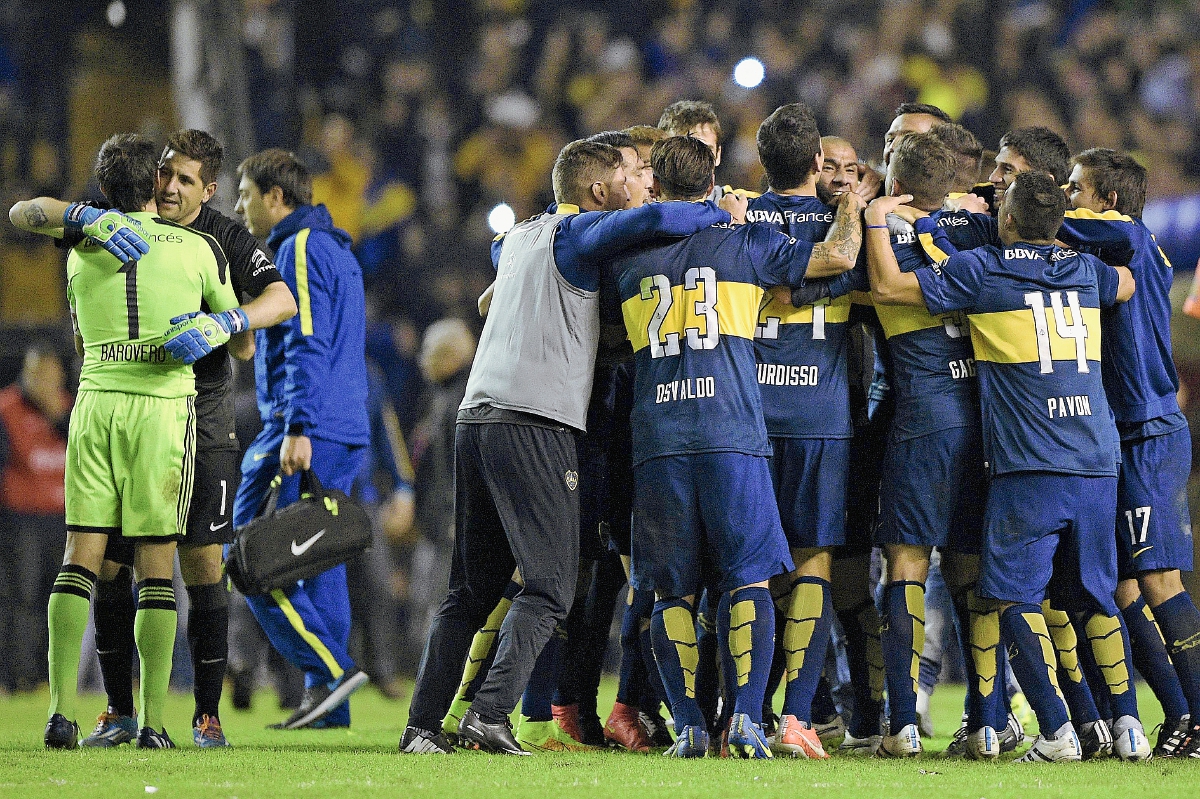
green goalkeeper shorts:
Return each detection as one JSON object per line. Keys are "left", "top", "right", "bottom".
{"left": 65, "top": 389, "right": 196, "bottom": 539}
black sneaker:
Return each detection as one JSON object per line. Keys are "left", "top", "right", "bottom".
{"left": 458, "top": 708, "right": 530, "bottom": 755}
{"left": 268, "top": 668, "right": 369, "bottom": 730}
{"left": 639, "top": 709, "right": 675, "bottom": 748}
{"left": 44, "top": 714, "right": 80, "bottom": 749}
{"left": 1079, "top": 719, "right": 1113, "bottom": 760}
{"left": 399, "top": 725, "right": 456, "bottom": 754}
{"left": 1173, "top": 721, "right": 1200, "bottom": 758}
{"left": 137, "top": 727, "right": 176, "bottom": 749}
{"left": 1154, "top": 715, "right": 1192, "bottom": 757}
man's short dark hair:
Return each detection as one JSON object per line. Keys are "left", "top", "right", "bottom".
{"left": 931, "top": 123, "right": 983, "bottom": 193}
{"left": 1006, "top": 170, "right": 1068, "bottom": 241}
{"left": 757, "top": 103, "right": 821, "bottom": 191}
{"left": 162, "top": 129, "right": 224, "bottom": 186}
{"left": 588, "top": 131, "right": 636, "bottom": 151}
{"left": 551, "top": 140, "right": 623, "bottom": 206}
{"left": 237, "top": 148, "right": 313, "bottom": 208}
{"left": 890, "top": 132, "right": 957, "bottom": 210}
{"left": 1072, "top": 148, "right": 1147, "bottom": 218}
{"left": 94, "top": 133, "right": 158, "bottom": 213}
{"left": 658, "top": 100, "right": 723, "bottom": 147}
{"left": 650, "top": 136, "right": 715, "bottom": 201}
{"left": 893, "top": 103, "right": 953, "bottom": 123}
{"left": 999, "top": 126, "right": 1071, "bottom": 185}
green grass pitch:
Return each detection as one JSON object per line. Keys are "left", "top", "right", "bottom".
{"left": 2, "top": 679, "right": 1197, "bottom": 798}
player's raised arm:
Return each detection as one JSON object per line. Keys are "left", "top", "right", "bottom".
{"left": 805, "top": 190, "right": 864, "bottom": 278}
{"left": 864, "top": 194, "right": 926, "bottom": 306}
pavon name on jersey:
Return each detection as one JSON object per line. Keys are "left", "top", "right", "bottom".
{"left": 1047, "top": 394, "right": 1094, "bottom": 418}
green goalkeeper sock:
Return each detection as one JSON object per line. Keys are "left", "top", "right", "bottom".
{"left": 135, "top": 579, "right": 177, "bottom": 732}
{"left": 47, "top": 565, "right": 98, "bottom": 721}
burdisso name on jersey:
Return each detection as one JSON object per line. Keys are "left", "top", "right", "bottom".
{"left": 757, "top": 363, "right": 819, "bottom": 386}
{"left": 745, "top": 209, "right": 833, "bottom": 226}
{"left": 100, "top": 343, "right": 170, "bottom": 363}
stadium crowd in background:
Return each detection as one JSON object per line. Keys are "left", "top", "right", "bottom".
{"left": 1, "top": 0, "right": 1200, "bottom": 769}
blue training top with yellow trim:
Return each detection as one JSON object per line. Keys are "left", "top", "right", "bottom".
{"left": 1057, "top": 208, "right": 1181, "bottom": 427}
{"left": 747, "top": 192, "right": 854, "bottom": 440}
{"left": 914, "top": 241, "right": 1122, "bottom": 477}
{"left": 605, "top": 220, "right": 815, "bottom": 466}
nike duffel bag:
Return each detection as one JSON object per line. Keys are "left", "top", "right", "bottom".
{"left": 226, "top": 469, "right": 372, "bottom": 595}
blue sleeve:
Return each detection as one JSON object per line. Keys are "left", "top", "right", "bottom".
{"left": 790, "top": 261, "right": 867, "bottom": 306}
{"left": 554, "top": 201, "right": 731, "bottom": 291}
{"left": 915, "top": 250, "right": 986, "bottom": 315}
{"left": 1095, "top": 258, "right": 1121, "bottom": 308}
{"left": 915, "top": 216, "right": 963, "bottom": 262}
{"left": 490, "top": 233, "right": 505, "bottom": 270}
{"left": 1058, "top": 216, "right": 1136, "bottom": 268}
{"left": 282, "top": 232, "right": 335, "bottom": 434}
{"left": 745, "top": 223, "right": 818, "bottom": 287}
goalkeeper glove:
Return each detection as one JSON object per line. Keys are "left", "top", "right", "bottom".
{"left": 163, "top": 311, "right": 243, "bottom": 364}
{"left": 63, "top": 203, "right": 150, "bottom": 263}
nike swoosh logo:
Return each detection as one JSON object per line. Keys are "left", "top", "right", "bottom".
{"left": 253, "top": 452, "right": 271, "bottom": 461}
{"left": 291, "top": 529, "right": 326, "bottom": 556}
{"left": 198, "top": 658, "right": 225, "bottom": 665}
{"left": 1132, "top": 546, "right": 1153, "bottom": 558}
{"left": 1172, "top": 632, "right": 1200, "bottom": 651}
{"left": 209, "top": 521, "right": 229, "bottom": 531}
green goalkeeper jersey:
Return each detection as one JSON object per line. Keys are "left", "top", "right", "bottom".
{"left": 67, "top": 211, "right": 239, "bottom": 398}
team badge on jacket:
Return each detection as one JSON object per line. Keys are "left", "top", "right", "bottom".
{"left": 565, "top": 470, "right": 579, "bottom": 491}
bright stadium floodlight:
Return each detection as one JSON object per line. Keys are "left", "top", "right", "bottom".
{"left": 488, "top": 202, "right": 516, "bottom": 234}
{"left": 733, "top": 57, "right": 765, "bottom": 89}
{"left": 106, "top": 0, "right": 126, "bottom": 27}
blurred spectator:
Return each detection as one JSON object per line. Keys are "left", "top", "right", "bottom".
{"left": 406, "top": 318, "right": 475, "bottom": 649}
{"left": 0, "top": 343, "right": 70, "bottom": 691}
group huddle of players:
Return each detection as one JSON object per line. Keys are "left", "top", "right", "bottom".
{"left": 427, "top": 98, "right": 1199, "bottom": 764}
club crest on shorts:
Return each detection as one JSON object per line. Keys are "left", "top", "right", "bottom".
{"left": 564, "top": 470, "right": 579, "bottom": 491}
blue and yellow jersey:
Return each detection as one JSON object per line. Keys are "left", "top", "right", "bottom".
{"left": 604, "top": 221, "right": 816, "bottom": 465}
{"left": 914, "top": 242, "right": 1122, "bottom": 477}
{"left": 1058, "top": 209, "right": 1181, "bottom": 427}
{"left": 747, "top": 192, "right": 852, "bottom": 439}
{"left": 872, "top": 210, "right": 996, "bottom": 441}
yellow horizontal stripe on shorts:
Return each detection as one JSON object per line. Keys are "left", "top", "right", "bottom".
{"left": 875, "top": 304, "right": 966, "bottom": 338}
{"left": 623, "top": 280, "right": 763, "bottom": 353}
{"left": 757, "top": 293, "right": 851, "bottom": 326}
{"left": 969, "top": 307, "right": 1102, "bottom": 364}
{"left": 271, "top": 588, "right": 344, "bottom": 679}
{"left": 295, "top": 228, "right": 313, "bottom": 336}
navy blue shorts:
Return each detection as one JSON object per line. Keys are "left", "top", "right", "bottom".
{"left": 768, "top": 437, "right": 848, "bottom": 550}
{"left": 979, "top": 472, "right": 1119, "bottom": 615}
{"left": 875, "top": 425, "right": 986, "bottom": 554}
{"left": 631, "top": 452, "right": 793, "bottom": 598}
{"left": 1117, "top": 428, "right": 1193, "bottom": 578}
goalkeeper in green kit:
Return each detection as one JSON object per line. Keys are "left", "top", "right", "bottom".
{"left": 9, "top": 133, "right": 248, "bottom": 748}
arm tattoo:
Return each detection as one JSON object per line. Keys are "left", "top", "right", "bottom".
{"left": 815, "top": 200, "right": 862, "bottom": 265}
{"left": 23, "top": 205, "right": 49, "bottom": 228}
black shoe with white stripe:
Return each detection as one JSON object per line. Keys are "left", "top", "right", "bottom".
{"left": 399, "top": 726, "right": 456, "bottom": 754}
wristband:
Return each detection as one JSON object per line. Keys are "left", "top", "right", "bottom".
{"left": 866, "top": 224, "right": 889, "bottom": 229}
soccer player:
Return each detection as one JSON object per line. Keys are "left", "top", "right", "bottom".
{"left": 232, "top": 148, "right": 371, "bottom": 731}
{"left": 15, "top": 133, "right": 244, "bottom": 748}
{"left": 866, "top": 170, "right": 1151, "bottom": 762}
{"left": 865, "top": 132, "right": 1000, "bottom": 759}
{"left": 746, "top": 103, "right": 865, "bottom": 759}
{"left": 605, "top": 135, "right": 856, "bottom": 759}
{"left": 1060, "top": 148, "right": 1200, "bottom": 757}
{"left": 818, "top": 136, "right": 860, "bottom": 200}
{"left": 988, "top": 126, "right": 1071, "bottom": 193}
{"left": 399, "top": 139, "right": 729, "bottom": 755}
{"left": 882, "top": 103, "right": 953, "bottom": 170}
{"left": 12, "top": 130, "right": 297, "bottom": 747}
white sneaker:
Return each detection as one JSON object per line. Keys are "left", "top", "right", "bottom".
{"left": 812, "top": 713, "right": 847, "bottom": 748}
{"left": 915, "top": 687, "right": 934, "bottom": 738}
{"left": 966, "top": 725, "right": 1000, "bottom": 760}
{"left": 1111, "top": 716, "right": 1152, "bottom": 762}
{"left": 876, "top": 723, "right": 922, "bottom": 758}
{"left": 838, "top": 731, "right": 882, "bottom": 756}
{"left": 1015, "top": 722, "right": 1082, "bottom": 763}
